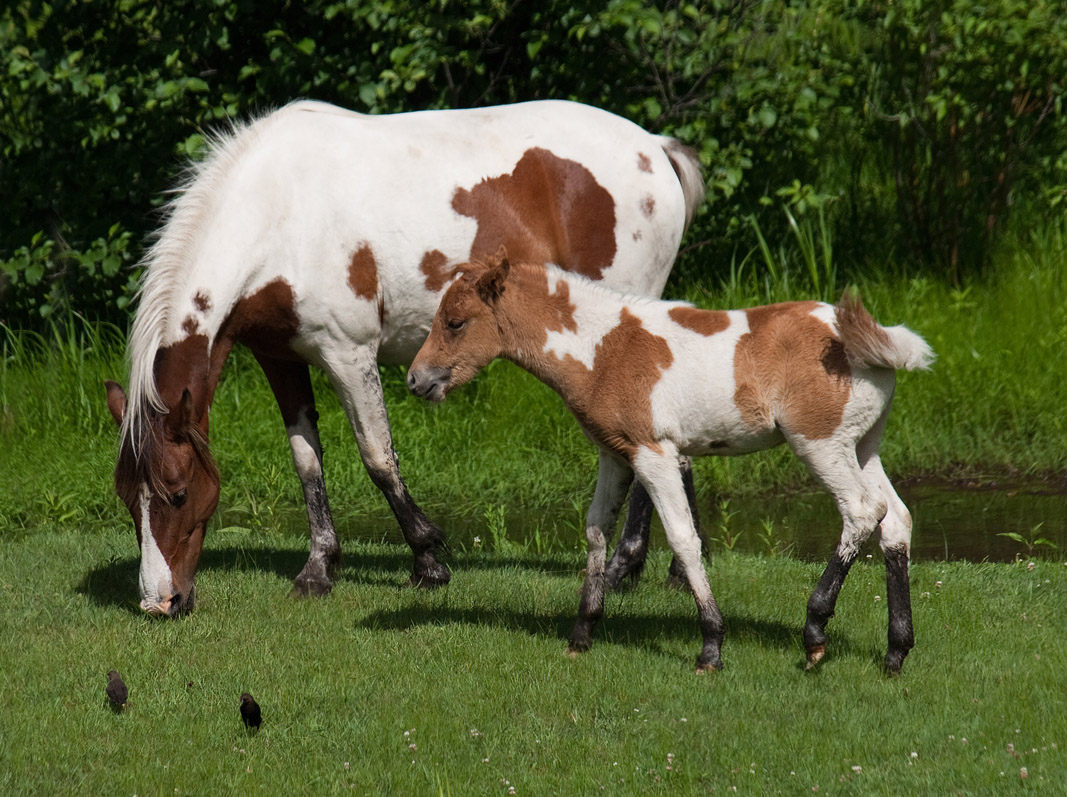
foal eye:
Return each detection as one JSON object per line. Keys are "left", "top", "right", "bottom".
{"left": 168, "top": 489, "right": 188, "bottom": 508}
{"left": 446, "top": 318, "right": 466, "bottom": 332}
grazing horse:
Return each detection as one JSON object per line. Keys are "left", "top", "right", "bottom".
{"left": 104, "top": 99, "right": 705, "bottom": 616}
{"left": 408, "top": 251, "right": 934, "bottom": 674}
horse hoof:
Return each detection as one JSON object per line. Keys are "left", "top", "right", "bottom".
{"left": 290, "top": 578, "right": 333, "bottom": 598}
{"left": 805, "top": 645, "right": 826, "bottom": 670}
{"left": 695, "top": 662, "right": 719, "bottom": 675}
{"left": 884, "top": 650, "right": 908, "bottom": 676}
{"left": 405, "top": 568, "right": 451, "bottom": 589}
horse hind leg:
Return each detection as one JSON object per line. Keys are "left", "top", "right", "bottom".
{"left": 793, "top": 437, "right": 886, "bottom": 670}
{"left": 326, "top": 346, "right": 449, "bottom": 588}
{"left": 254, "top": 354, "right": 340, "bottom": 597}
{"left": 866, "top": 456, "right": 914, "bottom": 675}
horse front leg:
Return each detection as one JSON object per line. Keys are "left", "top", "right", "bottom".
{"left": 254, "top": 354, "right": 340, "bottom": 597}
{"left": 632, "top": 447, "right": 724, "bottom": 672}
{"left": 568, "top": 452, "right": 632, "bottom": 656}
{"left": 606, "top": 456, "right": 706, "bottom": 589}
{"left": 326, "top": 346, "right": 450, "bottom": 588}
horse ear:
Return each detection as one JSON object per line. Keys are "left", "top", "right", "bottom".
{"left": 105, "top": 380, "right": 127, "bottom": 426}
{"left": 476, "top": 249, "right": 510, "bottom": 304}
{"left": 176, "top": 388, "right": 196, "bottom": 434}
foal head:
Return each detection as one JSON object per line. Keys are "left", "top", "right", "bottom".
{"left": 408, "top": 249, "right": 512, "bottom": 402}
{"left": 106, "top": 381, "right": 219, "bottom": 616}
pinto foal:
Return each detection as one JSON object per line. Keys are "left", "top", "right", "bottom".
{"left": 409, "top": 252, "right": 934, "bottom": 673}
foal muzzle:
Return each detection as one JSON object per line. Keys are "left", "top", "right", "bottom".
{"left": 407, "top": 365, "right": 451, "bottom": 402}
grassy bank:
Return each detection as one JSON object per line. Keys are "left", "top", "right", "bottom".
{"left": 2, "top": 224, "right": 1065, "bottom": 538}
{"left": 2, "top": 528, "right": 1065, "bottom": 794}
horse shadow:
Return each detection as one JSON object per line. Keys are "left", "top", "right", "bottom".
{"left": 76, "top": 546, "right": 872, "bottom": 669}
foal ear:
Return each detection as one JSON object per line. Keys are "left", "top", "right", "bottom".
{"left": 104, "top": 380, "right": 127, "bottom": 426}
{"left": 476, "top": 250, "right": 510, "bottom": 304}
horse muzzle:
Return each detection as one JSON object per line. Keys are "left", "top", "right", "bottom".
{"left": 407, "top": 365, "right": 451, "bottom": 403}
{"left": 140, "top": 587, "right": 196, "bottom": 617}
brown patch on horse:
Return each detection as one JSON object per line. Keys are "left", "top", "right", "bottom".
{"left": 640, "top": 195, "right": 655, "bottom": 218}
{"left": 420, "top": 249, "right": 452, "bottom": 293}
{"left": 669, "top": 306, "right": 730, "bottom": 337}
{"left": 218, "top": 278, "right": 301, "bottom": 361}
{"left": 568, "top": 307, "right": 673, "bottom": 458}
{"left": 451, "top": 148, "right": 617, "bottom": 279}
{"left": 347, "top": 243, "right": 378, "bottom": 300}
{"left": 181, "top": 315, "right": 200, "bottom": 336}
{"left": 637, "top": 152, "right": 653, "bottom": 173}
{"left": 193, "top": 291, "right": 212, "bottom": 312}
{"left": 733, "top": 302, "right": 851, "bottom": 440}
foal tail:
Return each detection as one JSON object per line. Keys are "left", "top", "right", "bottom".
{"left": 659, "top": 137, "right": 705, "bottom": 233}
{"left": 835, "top": 289, "right": 935, "bottom": 372}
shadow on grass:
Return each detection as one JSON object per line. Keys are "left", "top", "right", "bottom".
{"left": 75, "top": 544, "right": 869, "bottom": 669}
{"left": 354, "top": 601, "right": 864, "bottom": 670}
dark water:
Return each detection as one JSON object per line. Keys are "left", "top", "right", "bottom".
{"left": 218, "top": 481, "right": 1067, "bottom": 564}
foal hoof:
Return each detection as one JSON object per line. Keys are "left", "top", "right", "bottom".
{"left": 290, "top": 577, "right": 333, "bottom": 599}
{"left": 805, "top": 644, "right": 826, "bottom": 670}
{"left": 405, "top": 568, "right": 451, "bottom": 589}
{"left": 695, "top": 662, "right": 720, "bottom": 675}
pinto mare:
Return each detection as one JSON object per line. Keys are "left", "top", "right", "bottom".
{"left": 103, "top": 99, "right": 705, "bottom": 616}
{"left": 408, "top": 252, "right": 934, "bottom": 674}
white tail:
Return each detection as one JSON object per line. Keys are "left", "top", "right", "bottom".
{"left": 835, "top": 290, "right": 935, "bottom": 372}
{"left": 660, "top": 137, "right": 705, "bottom": 232}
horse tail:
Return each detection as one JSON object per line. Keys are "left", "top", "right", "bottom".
{"left": 834, "top": 288, "right": 935, "bottom": 372}
{"left": 658, "top": 137, "right": 705, "bottom": 233}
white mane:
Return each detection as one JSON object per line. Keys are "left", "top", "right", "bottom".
{"left": 121, "top": 104, "right": 304, "bottom": 455}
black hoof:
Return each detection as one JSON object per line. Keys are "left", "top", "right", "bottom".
{"left": 406, "top": 565, "right": 451, "bottom": 589}
{"left": 290, "top": 576, "right": 333, "bottom": 598}
{"left": 884, "top": 649, "right": 908, "bottom": 676}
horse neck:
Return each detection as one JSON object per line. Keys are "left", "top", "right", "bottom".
{"left": 498, "top": 264, "right": 625, "bottom": 405}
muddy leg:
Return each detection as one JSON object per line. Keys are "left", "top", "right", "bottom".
{"left": 803, "top": 551, "right": 855, "bottom": 669}
{"left": 254, "top": 354, "right": 340, "bottom": 597}
{"left": 568, "top": 453, "right": 632, "bottom": 655}
{"left": 326, "top": 347, "right": 450, "bottom": 588}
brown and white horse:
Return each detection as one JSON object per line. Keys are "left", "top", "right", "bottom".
{"left": 104, "top": 100, "right": 704, "bottom": 616}
{"left": 408, "top": 251, "right": 934, "bottom": 674}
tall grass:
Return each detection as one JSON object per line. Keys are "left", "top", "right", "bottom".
{"left": 2, "top": 221, "right": 1065, "bottom": 539}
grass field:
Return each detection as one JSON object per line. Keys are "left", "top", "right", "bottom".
{"left": 2, "top": 224, "right": 1066, "bottom": 793}
{"left": 2, "top": 529, "right": 1065, "bottom": 794}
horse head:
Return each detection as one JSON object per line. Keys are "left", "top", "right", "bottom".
{"left": 408, "top": 247, "right": 512, "bottom": 402}
{"left": 105, "top": 380, "right": 219, "bottom": 616}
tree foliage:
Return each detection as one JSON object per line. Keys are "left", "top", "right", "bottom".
{"left": 1, "top": 0, "right": 1064, "bottom": 327}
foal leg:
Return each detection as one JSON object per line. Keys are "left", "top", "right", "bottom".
{"left": 324, "top": 345, "right": 450, "bottom": 588}
{"left": 633, "top": 446, "right": 724, "bottom": 672}
{"left": 861, "top": 441, "right": 914, "bottom": 675}
{"left": 605, "top": 456, "right": 706, "bottom": 589}
{"left": 794, "top": 437, "right": 885, "bottom": 670}
{"left": 568, "top": 453, "right": 633, "bottom": 656}
{"left": 254, "top": 354, "right": 339, "bottom": 597}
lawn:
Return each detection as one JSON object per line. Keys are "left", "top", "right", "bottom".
{"left": 2, "top": 526, "right": 1064, "bottom": 794}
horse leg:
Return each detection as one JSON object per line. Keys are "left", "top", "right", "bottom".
{"left": 859, "top": 413, "right": 915, "bottom": 675}
{"left": 325, "top": 346, "right": 450, "bottom": 588}
{"left": 568, "top": 453, "right": 632, "bottom": 656}
{"left": 606, "top": 456, "right": 705, "bottom": 589}
{"left": 793, "top": 436, "right": 886, "bottom": 670}
{"left": 253, "top": 354, "right": 340, "bottom": 597}
{"left": 632, "top": 446, "right": 724, "bottom": 672}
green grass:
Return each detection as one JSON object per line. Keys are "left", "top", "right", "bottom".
{"left": 2, "top": 222, "right": 1066, "bottom": 538}
{"left": 2, "top": 528, "right": 1066, "bottom": 794}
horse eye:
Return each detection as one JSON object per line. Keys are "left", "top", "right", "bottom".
{"left": 446, "top": 318, "right": 466, "bottom": 332}
{"left": 169, "top": 489, "right": 188, "bottom": 508}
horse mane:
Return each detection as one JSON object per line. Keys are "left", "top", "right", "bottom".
{"left": 121, "top": 102, "right": 317, "bottom": 461}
